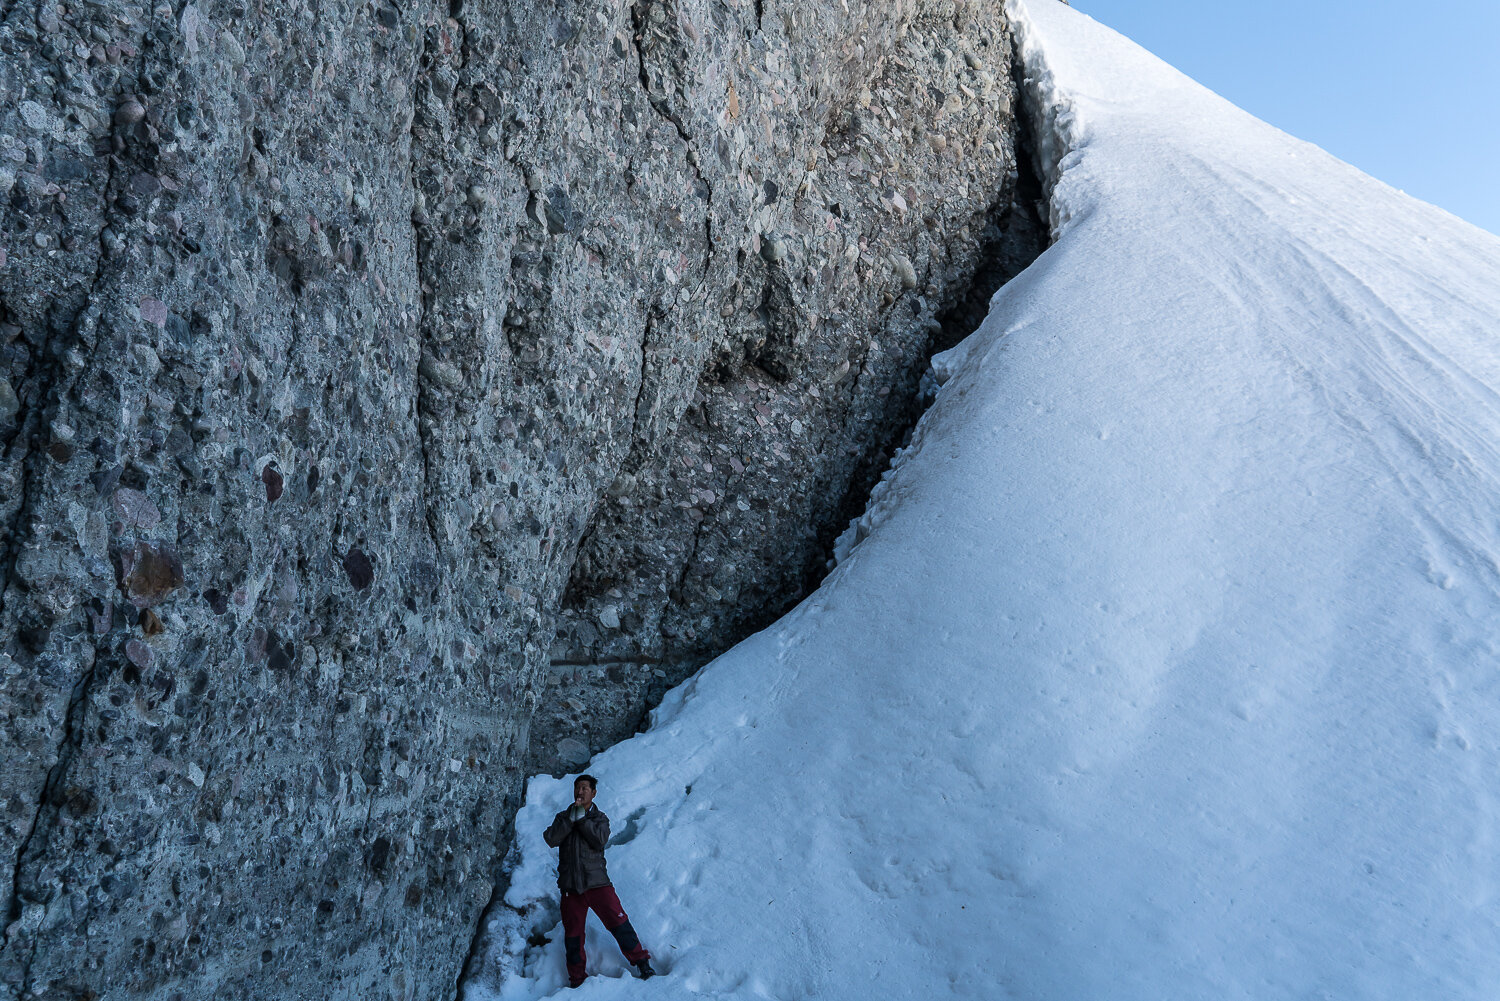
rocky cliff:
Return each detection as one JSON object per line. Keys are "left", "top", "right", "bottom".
{"left": 0, "top": 0, "right": 1040, "bottom": 996}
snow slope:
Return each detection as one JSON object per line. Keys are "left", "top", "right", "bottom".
{"left": 466, "top": 1, "right": 1500, "bottom": 998}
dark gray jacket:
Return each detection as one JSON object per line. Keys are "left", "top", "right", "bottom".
{"left": 543, "top": 804, "right": 611, "bottom": 895}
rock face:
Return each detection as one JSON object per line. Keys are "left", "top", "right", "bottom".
{"left": 0, "top": 0, "right": 1040, "bottom": 998}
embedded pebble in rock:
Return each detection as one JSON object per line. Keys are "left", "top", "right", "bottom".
{"left": 124, "top": 638, "right": 153, "bottom": 668}
{"left": 0, "top": 1, "right": 1045, "bottom": 999}
{"left": 893, "top": 254, "right": 920, "bottom": 289}
{"left": 341, "top": 547, "right": 375, "bottom": 591}
{"left": 554, "top": 738, "right": 592, "bottom": 768}
{"left": 262, "top": 464, "right": 284, "bottom": 503}
{"left": 418, "top": 350, "right": 464, "bottom": 390}
{"left": 140, "top": 608, "right": 164, "bottom": 636}
{"left": 0, "top": 377, "right": 17, "bottom": 426}
{"left": 18, "top": 101, "right": 52, "bottom": 132}
{"left": 113, "top": 99, "right": 146, "bottom": 126}
{"left": 111, "top": 487, "right": 161, "bottom": 529}
{"left": 119, "top": 541, "right": 185, "bottom": 608}
{"left": 137, "top": 296, "right": 169, "bottom": 327}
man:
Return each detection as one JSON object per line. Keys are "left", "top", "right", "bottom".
{"left": 543, "top": 774, "right": 656, "bottom": 987}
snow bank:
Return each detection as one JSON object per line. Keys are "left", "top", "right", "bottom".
{"left": 466, "top": 1, "right": 1500, "bottom": 998}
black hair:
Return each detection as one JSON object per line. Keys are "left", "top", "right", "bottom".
{"left": 575, "top": 774, "right": 597, "bottom": 790}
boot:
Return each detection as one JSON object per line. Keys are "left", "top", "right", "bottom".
{"left": 635, "top": 959, "right": 656, "bottom": 979}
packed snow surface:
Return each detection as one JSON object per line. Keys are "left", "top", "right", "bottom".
{"left": 467, "top": 1, "right": 1500, "bottom": 997}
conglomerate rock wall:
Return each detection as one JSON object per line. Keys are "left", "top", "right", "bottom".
{"left": 0, "top": 0, "right": 1040, "bottom": 996}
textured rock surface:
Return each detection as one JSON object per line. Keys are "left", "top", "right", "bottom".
{"left": 529, "top": 2, "right": 1046, "bottom": 775}
{"left": 0, "top": 0, "right": 1039, "bottom": 997}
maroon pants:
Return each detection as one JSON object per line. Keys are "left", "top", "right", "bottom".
{"left": 560, "top": 884, "right": 649, "bottom": 986}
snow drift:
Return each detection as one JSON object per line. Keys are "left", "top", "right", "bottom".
{"left": 467, "top": 1, "right": 1500, "bottom": 997}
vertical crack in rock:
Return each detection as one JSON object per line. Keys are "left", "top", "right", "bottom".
{"left": 672, "top": 508, "right": 710, "bottom": 605}
{"left": 0, "top": 4, "right": 120, "bottom": 612}
{"left": 409, "top": 10, "right": 443, "bottom": 554}
{"left": 1, "top": 3, "right": 154, "bottom": 979}
{"left": 0, "top": 324, "right": 47, "bottom": 623}
{"left": 627, "top": 1, "right": 692, "bottom": 154}
{"left": 933, "top": 59, "right": 1050, "bottom": 355}
{"left": 454, "top": 778, "right": 525, "bottom": 999}
{"left": 629, "top": 312, "right": 656, "bottom": 451}
{"left": 0, "top": 245, "right": 102, "bottom": 981}
{"left": 4, "top": 652, "right": 99, "bottom": 979}
{"left": 629, "top": 0, "right": 714, "bottom": 276}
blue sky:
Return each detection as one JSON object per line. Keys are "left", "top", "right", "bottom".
{"left": 1070, "top": 0, "right": 1500, "bottom": 236}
